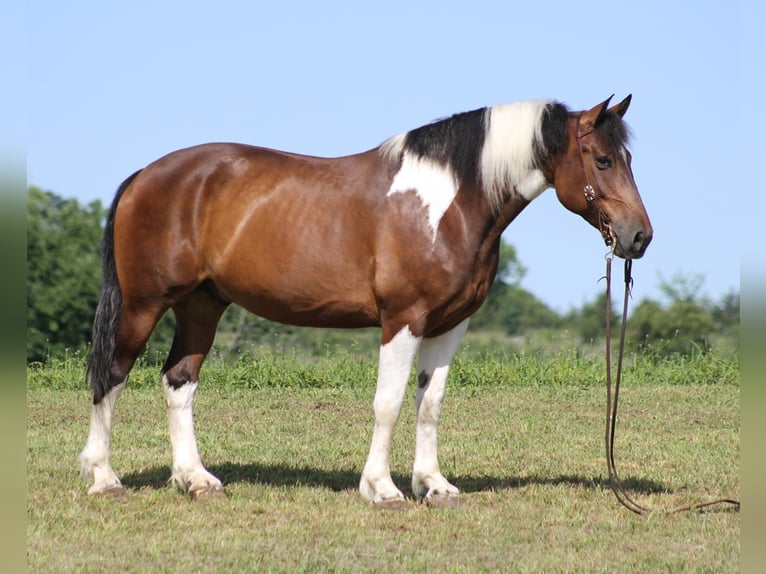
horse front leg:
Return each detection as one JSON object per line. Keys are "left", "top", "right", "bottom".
{"left": 360, "top": 325, "right": 421, "bottom": 508}
{"left": 412, "top": 319, "right": 469, "bottom": 506}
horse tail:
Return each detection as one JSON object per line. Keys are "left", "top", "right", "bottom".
{"left": 86, "top": 170, "right": 141, "bottom": 404}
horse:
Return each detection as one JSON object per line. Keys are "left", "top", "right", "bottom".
{"left": 80, "top": 95, "right": 652, "bottom": 507}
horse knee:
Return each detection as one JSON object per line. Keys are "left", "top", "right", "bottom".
{"left": 163, "top": 365, "right": 195, "bottom": 390}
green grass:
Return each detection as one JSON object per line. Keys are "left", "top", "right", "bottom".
{"left": 27, "top": 349, "right": 739, "bottom": 573}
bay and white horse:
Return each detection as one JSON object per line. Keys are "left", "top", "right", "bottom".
{"left": 80, "top": 95, "right": 652, "bottom": 507}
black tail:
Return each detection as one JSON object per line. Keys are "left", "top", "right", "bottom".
{"left": 86, "top": 170, "right": 141, "bottom": 404}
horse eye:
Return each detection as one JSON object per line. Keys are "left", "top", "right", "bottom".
{"left": 595, "top": 156, "right": 612, "bottom": 170}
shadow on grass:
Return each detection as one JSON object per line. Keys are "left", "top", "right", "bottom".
{"left": 121, "top": 463, "right": 669, "bottom": 496}
{"left": 453, "top": 473, "right": 668, "bottom": 495}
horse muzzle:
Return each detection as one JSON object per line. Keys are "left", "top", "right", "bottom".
{"left": 613, "top": 223, "right": 652, "bottom": 259}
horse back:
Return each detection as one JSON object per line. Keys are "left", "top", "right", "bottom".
{"left": 113, "top": 142, "right": 503, "bottom": 335}
{"left": 113, "top": 143, "right": 398, "bottom": 326}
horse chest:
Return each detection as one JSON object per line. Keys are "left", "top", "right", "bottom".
{"left": 409, "top": 245, "right": 499, "bottom": 336}
{"left": 452, "top": 253, "right": 498, "bottom": 313}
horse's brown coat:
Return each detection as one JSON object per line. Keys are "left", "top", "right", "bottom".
{"left": 105, "top": 97, "right": 652, "bottom": 396}
{"left": 114, "top": 144, "right": 529, "bottom": 353}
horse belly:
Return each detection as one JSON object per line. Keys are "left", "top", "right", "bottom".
{"left": 206, "top": 186, "right": 381, "bottom": 329}
{"left": 214, "top": 251, "right": 380, "bottom": 328}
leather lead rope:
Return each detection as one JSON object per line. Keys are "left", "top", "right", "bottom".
{"left": 603, "top": 256, "right": 740, "bottom": 515}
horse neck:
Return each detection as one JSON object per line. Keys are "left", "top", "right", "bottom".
{"left": 482, "top": 184, "right": 530, "bottom": 244}
{"left": 493, "top": 192, "right": 532, "bottom": 236}
{"left": 447, "top": 183, "right": 531, "bottom": 283}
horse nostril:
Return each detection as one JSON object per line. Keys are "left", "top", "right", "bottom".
{"left": 630, "top": 230, "right": 652, "bottom": 256}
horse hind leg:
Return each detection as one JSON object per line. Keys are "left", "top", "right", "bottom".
{"left": 80, "top": 301, "right": 166, "bottom": 498}
{"left": 411, "top": 319, "right": 469, "bottom": 507}
{"left": 161, "top": 287, "right": 228, "bottom": 500}
{"left": 80, "top": 380, "right": 127, "bottom": 498}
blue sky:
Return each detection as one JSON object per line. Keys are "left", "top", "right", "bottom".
{"left": 26, "top": 1, "right": 752, "bottom": 313}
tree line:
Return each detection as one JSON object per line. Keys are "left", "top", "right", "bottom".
{"left": 26, "top": 187, "right": 739, "bottom": 363}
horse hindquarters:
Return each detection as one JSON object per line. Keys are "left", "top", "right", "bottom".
{"left": 80, "top": 171, "right": 170, "bottom": 496}
{"left": 80, "top": 166, "right": 225, "bottom": 499}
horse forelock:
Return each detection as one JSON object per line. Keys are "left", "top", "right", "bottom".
{"left": 595, "top": 111, "right": 633, "bottom": 150}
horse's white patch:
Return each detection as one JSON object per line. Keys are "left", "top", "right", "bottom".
{"left": 162, "top": 376, "right": 223, "bottom": 493}
{"left": 515, "top": 169, "right": 549, "bottom": 201}
{"left": 79, "top": 381, "right": 125, "bottom": 493}
{"left": 386, "top": 153, "right": 458, "bottom": 243}
{"left": 620, "top": 145, "right": 629, "bottom": 163}
{"left": 413, "top": 319, "right": 469, "bottom": 499}
{"left": 375, "top": 326, "right": 421, "bottom": 422}
{"left": 481, "top": 100, "right": 552, "bottom": 208}
{"left": 163, "top": 377, "right": 204, "bottom": 483}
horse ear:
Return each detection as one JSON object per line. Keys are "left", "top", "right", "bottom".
{"left": 580, "top": 95, "right": 614, "bottom": 129}
{"left": 608, "top": 94, "right": 632, "bottom": 118}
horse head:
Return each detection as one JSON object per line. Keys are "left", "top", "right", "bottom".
{"left": 552, "top": 95, "right": 653, "bottom": 259}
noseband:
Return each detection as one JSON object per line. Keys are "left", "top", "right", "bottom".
{"left": 575, "top": 115, "right": 614, "bottom": 250}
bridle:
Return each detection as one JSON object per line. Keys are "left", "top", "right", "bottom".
{"left": 575, "top": 114, "right": 740, "bottom": 515}
{"left": 575, "top": 114, "right": 615, "bottom": 251}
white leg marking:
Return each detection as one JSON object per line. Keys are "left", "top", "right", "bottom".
{"left": 79, "top": 381, "right": 126, "bottom": 494}
{"left": 386, "top": 152, "right": 458, "bottom": 243}
{"left": 360, "top": 326, "right": 422, "bottom": 505}
{"left": 412, "top": 319, "right": 469, "bottom": 501}
{"left": 163, "top": 376, "right": 223, "bottom": 496}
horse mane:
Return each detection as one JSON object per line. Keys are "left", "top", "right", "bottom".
{"left": 379, "top": 100, "right": 572, "bottom": 212}
{"left": 380, "top": 108, "right": 487, "bottom": 186}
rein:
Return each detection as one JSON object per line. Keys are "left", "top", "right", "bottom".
{"left": 602, "top": 256, "right": 741, "bottom": 515}
{"left": 575, "top": 114, "right": 739, "bottom": 515}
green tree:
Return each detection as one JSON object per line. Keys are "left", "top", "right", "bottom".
{"left": 27, "top": 187, "right": 105, "bottom": 361}
{"left": 495, "top": 240, "right": 527, "bottom": 286}
{"left": 628, "top": 298, "right": 714, "bottom": 355}
{"left": 626, "top": 272, "right": 719, "bottom": 355}
{"left": 471, "top": 240, "right": 559, "bottom": 334}
{"left": 567, "top": 291, "right": 620, "bottom": 344}
{"left": 657, "top": 271, "right": 706, "bottom": 304}
{"left": 711, "top": 290, "right": 739, "bottom": 334}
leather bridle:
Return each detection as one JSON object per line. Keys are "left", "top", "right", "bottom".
{"left": 575, "top": 114, "right": 615, "bottom": 251}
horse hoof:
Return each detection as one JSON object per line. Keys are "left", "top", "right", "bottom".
{"left": 424, "top": 494, "right": 461, "bottom": 509}
{"left": 92, "top": 485, "right": 129, "bottom": 501}
{"left": 373, "top": 498, "right": 411, "bottom": 510}
{"left": 190, "top": 485, "right": 227, "bottom": 501}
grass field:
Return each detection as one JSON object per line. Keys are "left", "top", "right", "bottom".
{"left": 27, "top": 349, "right": 739, "bottom": 572}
